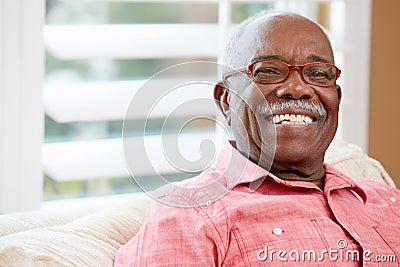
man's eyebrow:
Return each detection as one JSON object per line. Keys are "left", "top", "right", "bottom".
{"left": 251, "top": 55, "right": 330, "bottom": 63}
{"left": 251, "top": 55, "right": 281, "bottom": 62}
{"left": 308, "top": 54, "right": 329, "bottom": 63}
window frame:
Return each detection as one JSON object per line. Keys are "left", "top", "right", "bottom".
{"left": 0, "top": 0, "right": 45, "bottom": 213}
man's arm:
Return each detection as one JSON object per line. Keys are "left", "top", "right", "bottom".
{"left": 114, "top": 201, "right": 222, "bottom": 267}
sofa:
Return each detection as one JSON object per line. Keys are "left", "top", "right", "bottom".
{"left": 0, "top": 139, "right": 396, "bottom": 266}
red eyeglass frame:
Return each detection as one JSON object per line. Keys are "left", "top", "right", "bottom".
{"left": 223, "top": 60, "right": 341, "bottom": 87}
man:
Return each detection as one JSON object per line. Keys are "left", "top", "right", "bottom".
{"left": 115, "top": 12, "right": 400, "bottom": 266}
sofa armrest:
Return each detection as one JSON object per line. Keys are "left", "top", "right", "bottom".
{"left": 0, "top": 194, "right": 154, "bottom": 266}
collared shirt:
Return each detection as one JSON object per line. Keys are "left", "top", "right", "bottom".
{"left": 114, "top": 142, "right": 400, "bottom": 266}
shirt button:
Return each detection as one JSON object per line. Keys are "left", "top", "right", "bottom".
{"left": 390, "top": 197, "right": 397, "bottom": 202}
{"left": 197, "top": 191, "right": 204, "bottom": 196}
{"left": 272, "top": 227, "right": 283, "bottom": 235}
{"left": 205, "top": 200, "right": 211, "bottom": 206}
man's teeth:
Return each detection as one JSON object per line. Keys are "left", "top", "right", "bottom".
{"left": 272, "top": 114, "right": 313, "bottom": 125}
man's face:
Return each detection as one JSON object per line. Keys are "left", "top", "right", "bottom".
{"left": 220, "top": 14, "right": 341, "bottom": 172}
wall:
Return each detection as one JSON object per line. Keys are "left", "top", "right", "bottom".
{"left": 369, "top": 0, "right": 400, "bottom": 186}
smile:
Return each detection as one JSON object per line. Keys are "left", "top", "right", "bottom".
{"left": 272, "top": 114, "right": 314, "bottom": 125}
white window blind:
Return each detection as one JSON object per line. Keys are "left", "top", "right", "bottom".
{"left": 43, "top": 1, "right": 222, "bottom": 183}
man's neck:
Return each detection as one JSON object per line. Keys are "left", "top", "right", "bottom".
{"left": 232, "top": 141, "right": 326, "bottom": 190}
{"left": 248, "top": 152, "right": 326, "bottom": 189}
{"left": 269, "top": 163, "right": 326, "bottom": 190}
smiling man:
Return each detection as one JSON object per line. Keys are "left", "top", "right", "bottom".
{"left": 115, "top": 12, "right": 400, "bottom": 266}
{"left": 215, "top": 12, "right": 342, "bottom": 191}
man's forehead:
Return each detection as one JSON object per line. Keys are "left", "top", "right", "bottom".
{"left": 238, "top": 13, "right": 333, "bottom": 64}
{"left": 244, "top": 13, "right": 321, "bottom": 35}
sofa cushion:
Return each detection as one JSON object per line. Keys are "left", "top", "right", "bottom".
{"left": 325, "top": 139, "right": 396, "bottom": 188}
{"left": 0, "top": 205, "right": 100, "bottom": 239}
{"left": 0, "top": 194, "right": 154, "bottom": 266}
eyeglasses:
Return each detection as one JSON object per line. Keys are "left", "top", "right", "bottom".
{"left": 223, "top": 60, "right": 341, "bottom": 87}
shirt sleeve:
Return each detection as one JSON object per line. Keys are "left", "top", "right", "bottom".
{"left": 114, "top": 201, "right": 221, "bottom": 267}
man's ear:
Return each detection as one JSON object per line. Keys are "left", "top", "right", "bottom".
{"left": 214, "top": 81, "right": 231, "bottom": 125}
{"left": 336, "top": 85, "right": 342, "bottom": 104}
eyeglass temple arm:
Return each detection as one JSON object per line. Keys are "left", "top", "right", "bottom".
{"left": 222, "top": 66, "right": 249, "bottom": 82}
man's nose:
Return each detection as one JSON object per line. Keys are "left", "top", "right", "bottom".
{"left": 275, "top": 70, "right": 315, "bottom": 100}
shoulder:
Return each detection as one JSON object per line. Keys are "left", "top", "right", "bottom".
{"left": 325, "top": 162, "right": 398, "bottom": 191}
{"left": 137, "top": 173, "right": 231, "bottom": 262}
{"left": 325, "top": 163, "right": 400, "bottom": 204}
{"left": 115, "top": 171, "right": 230, "bottom": 266}
{"left": 352, "top": 177, "right": 400, "bottom": 198}
{"left": 342, "top": 173, "right": 400, "bottom": 207}
{"left": 143, "top": 168, "right": 232, "bottom": 237}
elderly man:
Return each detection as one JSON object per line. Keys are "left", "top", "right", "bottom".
{"left": 115, "top": 12, "right": 400, "bottom": 266}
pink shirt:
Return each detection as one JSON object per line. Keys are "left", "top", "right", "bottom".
{"left": 115, "top": 142, "right": 400, "bottom": 266}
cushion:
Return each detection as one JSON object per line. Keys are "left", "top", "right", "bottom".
{"left": 0, "top": 205, "right": 99, "bottom": 238}
{"left": 325, "top": 139, "right": 396, "bottom": 188}
{"left": 0, "top": 194, "right": 154, "bottom": 266}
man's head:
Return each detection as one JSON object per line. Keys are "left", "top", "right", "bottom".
{"left": 214, "top": 12, "right": 342, "bottom": 184}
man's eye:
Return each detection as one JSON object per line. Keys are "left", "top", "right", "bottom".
{"left": 254, "top": 68, "right": 281, "bottom": 77}
{"left": 309, "top": 70, "right": 328, "bottom": 78}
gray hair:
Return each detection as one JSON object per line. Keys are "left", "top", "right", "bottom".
{"left": 222, "top": 10, "right": 271, "bottom": 73}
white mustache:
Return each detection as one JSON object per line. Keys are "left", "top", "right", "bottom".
{"left": 256, "top": 99, "right": 327, "bottom": 118}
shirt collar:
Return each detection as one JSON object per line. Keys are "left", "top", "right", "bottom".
{"left": 215, "top": 141, "right": 269, "bottom": 189}
{"left": 323, "top": 163, "right": 368, "bottom": 203}
{"left": 215, "top": 141, "right": 317, "bottom": 190}
{"left": 215, "top": 141, "right": 368, "bottom": 202}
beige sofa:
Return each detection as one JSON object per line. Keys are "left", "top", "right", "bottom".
{"left": 0, "top": 140, "right": 396, "bottom": 266}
